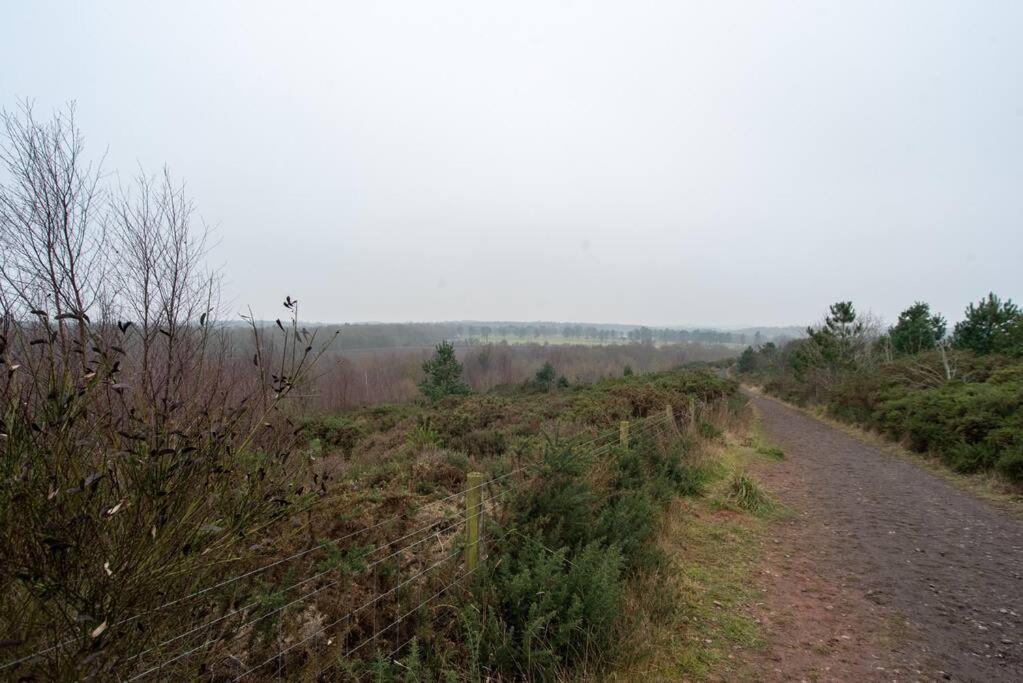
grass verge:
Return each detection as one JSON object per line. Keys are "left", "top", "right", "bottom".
{"left": 606, "top": 431, "right": 787, "bottom": 680}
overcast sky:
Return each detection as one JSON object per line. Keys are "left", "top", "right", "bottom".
{"left": 2, "top": 1, "right": 1021, "bottom": 328}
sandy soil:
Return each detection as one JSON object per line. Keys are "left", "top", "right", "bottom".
{"left": 744, "top": 392, "right": 1023, "bottom": 682}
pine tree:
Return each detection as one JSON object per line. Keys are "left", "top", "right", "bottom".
{"left": 737, "top": 346, "right": 757, "bottom": 373}
{"left": 805, "top": 301, "right": 864, "bottom": 368}
{"left": 889, "top": 302, "right": 946, "bottom": 355}
{"left": 535, "top": 362, "right": 556, "bottom": 392}
{"left": 953, "top": 293, "right": 1023, "bottom": 356}
{"left": 418, "top": 341, "right": 471, "bottom": 400}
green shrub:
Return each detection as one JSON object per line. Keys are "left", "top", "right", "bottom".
{"left": 426, "top": 399, "right": 504, "bottom": 447}
{"left": 455, "top": 428, "right": 507, "bottom": 456}
{"left": 828, "top": 371, "right": 893, "bottom": 427}
{"left": 535, "top": 361, "right": 557, "bottom": 392}
{"left": 763, "top": 375, "right": 813, "bottom": 405}
{"left": 479, "top": 537, "right": 624, "bottom": 678}
{"left": 510, "top": 446, "right": 598, "bottom": 550}
{"left": 990, "top": 363, "right": 1023, "bottom": 385}
{"left": 443, "top": 450, "right": 471, "bottom": 471}
{"left": 304, "top": 415, "right": 365, "bottom": 456}
{"left": 597, "top": 490, "right": 663, "bottom": 572}
{"left": 996, "top": 447, "right": 1023, "bottom": 480}
{"left": 944, "top": 441, "right": 1000, "bottom": 473}
{"left": 697, "top": 421, "right": 723, "bottom": 440}
{"left": 672, "top": 462, "right": 713, "bottom": 497}
{"left": 474, "top": 427, "right": 704, "bottom": 678}
{"left": 613, "top": 433, "right": 706, "bottom": 501}
{"left": 876, "top": 380, "right": 1022, "bottom": 463}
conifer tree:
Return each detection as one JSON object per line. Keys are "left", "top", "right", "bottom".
{"left": 419, "top": 341, "right": 471, "bottom": 400}
{"left": 953, "top": 293, "right": 1023, "bottom": 356}
{"left": 889, "top": 302, "right": 946, "bottom": 355}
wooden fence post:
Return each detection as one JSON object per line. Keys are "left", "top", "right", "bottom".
{"left": 665, "top": 404, "right": 675, "bottom": 430}
{"left": 620, "top": 420, "right": 629, "bottom": 449}
{"left": 688, "top": 396, "right": 697, "bottom": 430}
{"left": 465, "top": 472, "right": 482, "bottom": 572}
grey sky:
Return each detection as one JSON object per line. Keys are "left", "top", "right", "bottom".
{"left": 3, "top": 1, "right": 1021, "bottom": 328}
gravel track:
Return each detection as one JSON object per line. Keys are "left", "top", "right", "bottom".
{"left": 749, "top": 392, "right": 1023, "bottom": 681}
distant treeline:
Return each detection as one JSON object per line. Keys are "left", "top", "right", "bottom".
{"left": 259, "top": 320, "right": 801, "bottom": 350}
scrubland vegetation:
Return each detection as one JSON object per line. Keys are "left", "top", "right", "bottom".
{"left": 738, "top": 296, "right": 1023, "bottom": 485}
{"left": 1, "top": 314, "right": 744, "bottom": 680}
{"left": 312, "top": 340, "right": 735, "bottom": 411}
{"left": 264, "top": 365, "right": 753, "bottom": 681}
{"left": 0, "top": 104, "right": 766, "bottom": 680}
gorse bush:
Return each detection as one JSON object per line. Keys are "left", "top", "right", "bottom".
{"left": 873, "top": 378, "right": 1023, "bottom": 473}
{"left": 996, "top": 447, "right": 1023, "bottom": 480}
{"left": 471, "top": 416, "right": 727, "bottom": 679}
{"left": 509, "top": 445, "right": 599, "bottom": 551}
{"left": 476, "top": 536, "right": 625, "bottom": 677}
{"left": 302, "top": 414, "right": 366, "bottom": 455}
{"left": 567, "top": 369, "right": 735, "bottom": 427}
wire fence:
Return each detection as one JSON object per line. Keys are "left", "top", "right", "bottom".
{"left": 3, "top": 404, "right": 693, "bottom": 680}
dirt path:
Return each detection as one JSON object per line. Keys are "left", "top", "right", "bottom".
{"left": 746, "top": 392, "right": 1023, "bottom": 682}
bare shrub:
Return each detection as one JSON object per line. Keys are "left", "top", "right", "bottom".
{"left": 0, "top": 103, "right": 332, "bottom": 679}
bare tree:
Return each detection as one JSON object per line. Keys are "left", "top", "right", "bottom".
{"left": 0, "top": 102, "right": 107, "bottom": 366}
{"left": 111, "top": 167, "right": 223, "bottom": 418}
{"left": 0, "top": 104, "right": 333, "bottom": 679}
